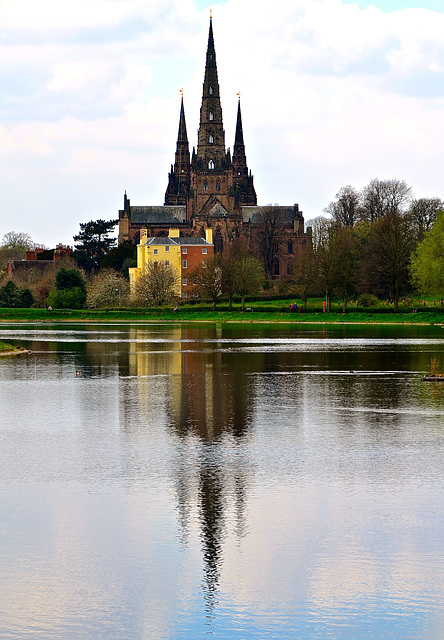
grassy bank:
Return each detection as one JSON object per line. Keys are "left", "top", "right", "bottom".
{"left": 1, "top": 307, "right": 443, "bottom": 325}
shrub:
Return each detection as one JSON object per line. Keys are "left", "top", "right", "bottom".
{"left": 358, "top": 293, "right": 380, "bottom": 308}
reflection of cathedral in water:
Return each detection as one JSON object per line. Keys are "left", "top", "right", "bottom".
{"left": 122, "top": 325, "right": 256, "bottom": 612}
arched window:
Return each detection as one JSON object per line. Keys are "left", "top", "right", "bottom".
{"left": 286, "top": 260, "right": 293, "bottom": 275}
{"left": 204, "top": 180, "right": 208, "bottom": 191}
{"left": 209, "top": 134, "right": 213, "bottom": 144}
{"left": 216, "top": 180, "right": 221, "bottom": 191}
{"left": 214, "top": 229, "right": 223, "bottom": 254}
{"left": 208, "top": 160, "right": 214, "bottom": 170}
{"left": 273, "top": 260, "right": 280, "bottom": 276}
{"left": 209, "top": 112, "right": 213, "bottom": 121}
{"left": 287, "top": 240, "right": 293, "bottom": 254}
{"left": 209, "top": 86, "right": 213, "bottom": 95}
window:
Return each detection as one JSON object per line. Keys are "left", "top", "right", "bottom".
{"left": 202, "top": 247, "right": 207, "bottom": 254}
{"left": 209, "top": 86, "right": 213, "bottom": 95}
{"left": 208, "top": 160, "right": 214, "bottom": 170}
{"left": 193, "top": 291, "right": 198, "bottom": 298}
{"left": 209, "top": 134, "right": 213, "bottom": 144}
{"left": 165, "top": 245, "right": 169, "bottom": 252}
{"left": 216, "top": 179, "right": 221, "bottom": 191}
{"left": 153, "top": 261, "right": 158, "bottom": 267}
{"left": 153, "top": 248, "right": 158, "bottom": 255}
{"left": 182, "top": 247, "right": 187, "bottom": 254}
{"left": 182, "top": 277, "right": 187, "bottom": 285}
{"left": 165, "top": 260, "right": 170, "bottom": 266}
{"left": 193, "top": 275, "right": 198, "bottom": 285}
{"left": 209, "top": 112, "right": 213, "bottom": 121}
{"left": 182, "top": 291, "right": 187, "bottom": 298}
{"left": 287, "top": 240, "right": 293, "bottom": 254}
{"left": 202, "top": 260, "right": 207, "bottom": 268}
{"left": 204, "top": 180, "right": 208, "bottom": 191}
{"left": 182, "top": 259, "right": 187, "bottom": 269}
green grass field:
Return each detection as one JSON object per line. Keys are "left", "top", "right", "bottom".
{"left": 0, "top": 306, "right": 443, "bottom": 325}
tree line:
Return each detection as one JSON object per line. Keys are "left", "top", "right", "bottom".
{"left": 298, "top": 179, "right": 444, "bottom": 312}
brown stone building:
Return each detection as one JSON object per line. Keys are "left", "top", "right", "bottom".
{"left": 118, "top": 17, "right": 308, "bottom": 277}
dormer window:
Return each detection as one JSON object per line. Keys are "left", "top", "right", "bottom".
{"left": 208, "top": 160, "right": 214, "bottom": 170}
{"left": 209, "top": 112, "right": 213, "bottom": 121}
{"left": 209, "top": 134, "right": 213, "bottom": 144}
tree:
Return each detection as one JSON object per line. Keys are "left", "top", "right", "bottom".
{"left": 361, "top": 178, "right": 412, "bottom": 222}
{"left": 254, "top": 205, "right": 286, "bottom": 277}
{"left": 361, "top": 211, "right": 416, "bottom": 311}
{"left": 231, "top": 254, "right": 263, "bottom": 311}
{"left": 47, "top": 267, "right": 87, "bottom": 309}
{"left": 331, "top": 227, "right": 359, "bottom": 312}
{"left": 133, "top": 262, "right": 179, "bottom": 307}
{"left": 290, "top": 241, "right": 318, "bottom": 312}
{"left": 1, "top": 231, "right": 34, "bottom": 250}
{"left": 73, "top": 219, "right": 118, "bottom": 273}
{"left": 324, "top": 185, "right": 362, "bottom": 227}
{"left": 100, "top": 241, "right": 137, "bottom": 278}
{"left": 192, "top": 255, "right": 223, "bottom": 310}
{"left": 410, "top": 211, "right": 444, "bottom": 294}
{"left": 409, "top": 198, "right": 443, "bottom": 238}
{"left": 314, "top": 218, "right": 340, "bottom": 311}
{"left": 0, "top": 280, "right": 34, "bottom": 308}
{"left": 86, "top": 269, "right": 130, "bottom": 308}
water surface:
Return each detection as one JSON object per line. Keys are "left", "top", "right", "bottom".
{"left": 1, "top": 322, "right": 444, "bottom": 639}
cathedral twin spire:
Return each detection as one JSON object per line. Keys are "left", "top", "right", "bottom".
{"left": 164, "top": 16, "right": 255, "bottom": 207}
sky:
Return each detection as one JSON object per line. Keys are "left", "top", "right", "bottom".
{"left": 1, "top": 0, "right": 444, "bottom": 247}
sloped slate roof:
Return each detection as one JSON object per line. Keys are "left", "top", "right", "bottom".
{"left": 241, "top": 206, "right": 300, "bottom": 223}
{"left": 146, "top": 237, "right": 178, "bottom": 245}
{"left": 174, "top": 237, "right": 211, "bottom": 245}
{"left": 131, "top": 206, "right": 187, "bottom": 224}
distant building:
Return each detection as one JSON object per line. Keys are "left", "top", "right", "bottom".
{"left": 119, "top": 17, "right": 308, "bottom": 277}
{"left": 129, "top": 228, "right": 214, "bottom": 299}
{"left": 7, "top": 244, "right": 72, "bottom": 276}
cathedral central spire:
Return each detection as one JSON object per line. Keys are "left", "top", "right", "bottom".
{"left": 196, "top": 17, "right": 226, "bottom": 170}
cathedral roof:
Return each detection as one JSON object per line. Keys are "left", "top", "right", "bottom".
{"left": 131, "top": 206, "right": 187, "bottom": 224}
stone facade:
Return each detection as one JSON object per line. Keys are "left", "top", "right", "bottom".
{"left": 119, "top": 17, "right": 309, "bottom": 277}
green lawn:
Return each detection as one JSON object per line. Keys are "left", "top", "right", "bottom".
{"left": 0, "top": 306, "right": 443, "bottom": 325}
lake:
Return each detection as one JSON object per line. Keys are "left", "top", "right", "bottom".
{"left": 1, "top": 322, "right": 444, "bottom": 639}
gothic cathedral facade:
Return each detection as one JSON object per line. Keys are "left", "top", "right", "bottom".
{"left": 118, "top": 17, "right": 308, "bottom": 277}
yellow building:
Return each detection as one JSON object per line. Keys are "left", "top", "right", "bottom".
{"left": 129, "top": 228, "right": 213, "bottom": 298}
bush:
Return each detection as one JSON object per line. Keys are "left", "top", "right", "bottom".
{"left": 358, "top": 293, "right": 380, "bottom": 308}
{"left": 47, "top": 287, "right": 86, "bottom": 309}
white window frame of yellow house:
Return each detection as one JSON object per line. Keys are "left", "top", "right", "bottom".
{"left": 165, "top": 260, "right": 170, "bottom": 266}
{"left": 165, "top": 246, "right": 169, "bottom": 252}
{"left": 154, "top": 248, "right": 158, "bottom": 255}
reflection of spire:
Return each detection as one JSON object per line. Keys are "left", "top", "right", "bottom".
{"left": 199, "top": 460, "right": 224, "bottom": 617}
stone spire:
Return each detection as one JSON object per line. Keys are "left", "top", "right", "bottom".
{"left": 232, "top": 95, "right": 247, "bottom": 174}
{"left": 196, "top": 16, "right": 226, "bottom": 170}
{"left": 164, "top": 94, "right": 191, "bottom": 205}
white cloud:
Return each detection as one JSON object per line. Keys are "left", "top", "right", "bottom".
{"left": 0, "top": 0, "right": 443, "bottom": 246}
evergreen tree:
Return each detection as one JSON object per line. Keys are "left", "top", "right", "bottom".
{"left": 73, "top": 219, "right": 118, "bottom": 273}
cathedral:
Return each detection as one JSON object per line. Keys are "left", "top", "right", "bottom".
{"left": 118, "top": 16, "right": 308, "bottom": 277}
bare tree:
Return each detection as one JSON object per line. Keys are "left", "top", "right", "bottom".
{"left": 361, "top": 211, "right": 416, "bottom": 311}
{"left": 192, "top": 254, "right": 223, "bottom": 310}
{"left": 1, "top": 231, "right": 35, "bottom": 250}
{"left": 254, "top": 205, "right": 286, "bottom": 277}
{"left": 86, "top": 269, "right": 129, "bottom": 308}
{"left": 324, "top": 185, "right": 362, "bottom": 227}
{"left": 361, "top": 178, "right": 412, "bottom": 222}
{"left": 290, "top": 241, "right": 318, "bottom": 312}
{"left": 305, "top": 216, "right": 330, "bottom": 252}
{"left": 408, "top": 198, "right": 443, "bottom": 237}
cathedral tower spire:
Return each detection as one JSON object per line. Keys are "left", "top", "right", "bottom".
{"left": 232, "top": 95, "right": 247, "bottom": 174}
{"left": 196, "top": 16, "right": 226, "bottom": 170}
{"left": 164, "top": 94, "right": 191, "bottom": 205}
